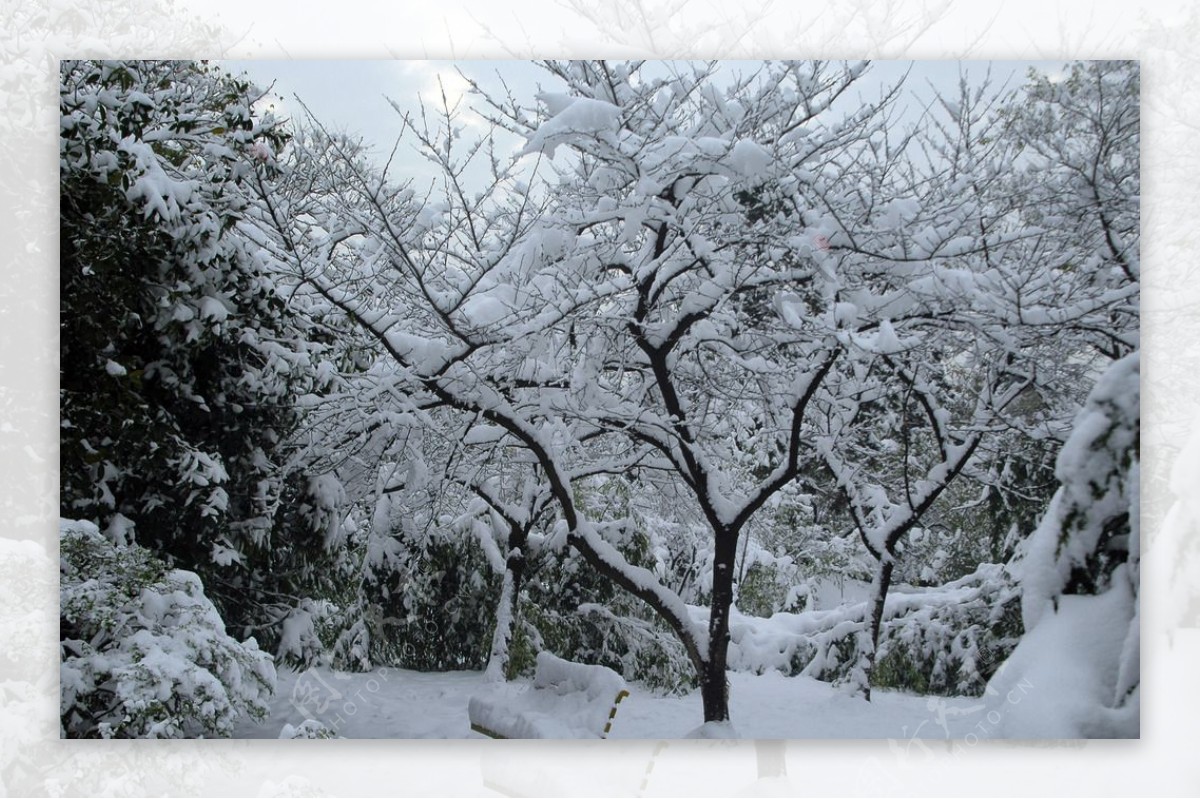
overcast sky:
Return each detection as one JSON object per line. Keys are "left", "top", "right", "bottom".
{"left": 217, "top": 59, "right": 1066, "bottom": 181}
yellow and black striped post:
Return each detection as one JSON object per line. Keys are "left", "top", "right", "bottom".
{"left": 600, "top": 689, "right": 630, "bottom": 738}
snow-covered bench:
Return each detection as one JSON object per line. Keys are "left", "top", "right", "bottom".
{"left": 468, "top": 651, "right": 630, "bottom": 739}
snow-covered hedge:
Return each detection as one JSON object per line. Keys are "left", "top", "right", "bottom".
{"left": 716, "top": 564, "right": 1020, "bottom": 696}
{"left": 60, "top": 519, "right": 276, "bottom": 738}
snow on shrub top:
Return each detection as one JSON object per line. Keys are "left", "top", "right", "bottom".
{"left": 59, "top": 519, "right": 276, "bottom": 738}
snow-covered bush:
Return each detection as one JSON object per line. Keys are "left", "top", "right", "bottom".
{"left": 985, "top": 352, "right": 1139, "bottom": 736}
{"left": 60, "top": 519, "right": 275, "bottom": 738}
{"left": 59, "top": 59, "right": 353, "bottom": 657}
{"left": 719, "top": 563, "right": 1019, "bottom": 696}
{"left": 1017, "top": 353, "right": 1139, "bottom": 622}
{"left": 366, "top": 531, "right": 499, "bottom": 672}
{"left": 506, "top": 528, "right": 699, "bottom": 693}
{"left": 555, "top": 599, "right": 699, "bottom": 694}
{"left": 736, "top": 560, "right": 798, "bottom": 618}
{"left": 870, "top": 567, "right": 1021, "bottom": 695}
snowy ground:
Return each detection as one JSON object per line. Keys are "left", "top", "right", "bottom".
{"left": 233, "top": 665, "right": 989, "bottom": 740}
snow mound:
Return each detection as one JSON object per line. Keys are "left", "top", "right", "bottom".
{"left": 532, "top": 650, "right": 627, "bottom": 699}
{"left": 468, "top": 652, "right": 628, "bottom": 739}
{"left": 983, "top": 578, "right": 1137, "bottom": 738}
{"left": 684, "top": 720, "right": 738, "bottom": 738}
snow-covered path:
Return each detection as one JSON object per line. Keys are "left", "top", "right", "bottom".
{"left": 233, "top": 665, "right": 989, "bottom": 740}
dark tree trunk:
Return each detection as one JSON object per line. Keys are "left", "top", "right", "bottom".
{"left": 862, "top": 558, "right": 895, "bottom": 702}
{"left": 699, "top": 659, "right": 729, "bottom": 723}
{"left": 701, "top": 532, "right": 737, "bottom": 722}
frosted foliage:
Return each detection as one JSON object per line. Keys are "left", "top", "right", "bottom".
{"left": 58, "top": 59, "right": 350, "bottom": 663}
{"left": 302, "top": 473, "right": 348, "bottom": 550}
{"left": 279, "top": 719, "right": 340, "bottom": 739}
{"left": 59, "top": 520, "right": 276, "bottom": 738}
{"left": 276, "top": 601, "right": 327, "bottom": 667}
{"left": 60, "top": 68, "right": 291, "bottom": 528}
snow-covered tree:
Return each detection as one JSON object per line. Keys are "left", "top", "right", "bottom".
{"left": 238, "top": 58, "right": 1138, "bottom": 726}
{"left": 999, "top": 60, "right": 1138, "bottom": 361}
{"left": 811, "top": 62, "right": 1140, "bottom": 698}
{"left": 804, "top": 73, "right": 1045, "bottom": 697}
